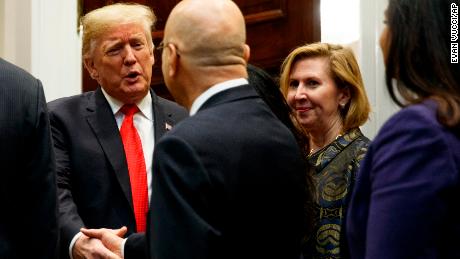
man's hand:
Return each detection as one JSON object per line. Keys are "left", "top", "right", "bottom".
{"left": 72, "top": 233, "right": 122, "bottom": 259}
{"left": 80, "top": 227, "right": 128, "bottom": 258}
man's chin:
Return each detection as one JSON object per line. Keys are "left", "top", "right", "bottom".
{"left": 122, "top": 83, "right": 149, "bottom": 94}
{"left": 113, "top": 85, "right": 149, "bottom": 103}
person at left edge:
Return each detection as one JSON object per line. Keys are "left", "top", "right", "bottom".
{"left": 47, "top": 3, "right": 187, "bottom": 259}
{"left": 0, "top": 58, "right": 59, "bottom": 259}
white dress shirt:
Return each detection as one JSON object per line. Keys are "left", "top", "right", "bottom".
{"left": 189, "top": 78, "right": 248, "bottom": 116}
{"left": 69, "top": 89, "right": 155, "bottom": 259}
{"left": 102, "top": 88, "right": 155, "bottom": 199}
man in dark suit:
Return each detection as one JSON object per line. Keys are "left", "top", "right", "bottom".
{"left": 0, "top": 58, "right": 58, "bottom": 258}
{"left": 146, "top": 1, "right": 307, "bottom": 258}
{"left": 48, "top": 3, "right": 187, "bottom": 259}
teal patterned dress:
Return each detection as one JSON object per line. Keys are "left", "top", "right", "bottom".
{"left": 303, "top": 128, "right": 370, "bottom": 259}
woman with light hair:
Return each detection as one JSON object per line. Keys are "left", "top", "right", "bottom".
{"left": 279, "top": 42, "right": 371, "bottom": 258}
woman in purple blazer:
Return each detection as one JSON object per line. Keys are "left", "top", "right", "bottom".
{"left": 346, "top": 0, "right": 460, "bottom": 258}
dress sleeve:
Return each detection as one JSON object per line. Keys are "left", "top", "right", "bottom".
{"left": 363, "top": 109, "right": 458, "bottom": 258}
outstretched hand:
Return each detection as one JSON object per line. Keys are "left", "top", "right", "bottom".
{"left": 72, "top": 232, "right": 124, "bottom": 259}
{"left": 80, "top": 227, "right": 128, "bottom": 258}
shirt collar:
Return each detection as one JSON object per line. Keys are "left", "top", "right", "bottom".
{"left": 101, "top": 87, "right": 153, "bottom": 121}
{"left": 189, "top": 78, "right": 248, "bottom": 116}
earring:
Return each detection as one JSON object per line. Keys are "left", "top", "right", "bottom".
{"left": 340, "top": 103, "right": 346, "bottom": 109}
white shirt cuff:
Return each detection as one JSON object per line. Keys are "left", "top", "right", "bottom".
{"left": 121, "top": 238, "right": 127, "bottom": 258}
{"left": 69, "top": 232, "right": 83, "bottom": 259}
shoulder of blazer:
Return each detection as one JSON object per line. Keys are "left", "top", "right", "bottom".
{"left": 0, "top": 58, "right": 40, "bottom": 98}
{"left": 47, "top": 89, "right": 99, "bottom": 115}
{"left": 151, "top": 89, "right": 188, "bottom": 121}
{"left": 0, "top": 58, "right": 35, "bottom": 82}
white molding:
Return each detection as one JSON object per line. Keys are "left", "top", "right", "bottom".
{"left": 30, "top": 0, "right": 81, "bottom": 101}
{"left": 359, "top": 0, "right": 398, "bottom": 139}
{"left": 0, "top": 0, "right": 4, "bottom": 57}
{"left": 0, "top": 0, "right": 81, "bottom": 101}
{"left": 1, "top": 0, "right": 32, "bottom": 71}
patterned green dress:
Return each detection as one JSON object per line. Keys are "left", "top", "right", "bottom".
{"left": 303, "top": 128, "right": 370, "bottom": 259}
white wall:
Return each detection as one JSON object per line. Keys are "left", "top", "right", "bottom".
{"left": 321, "top": 0, "right": 399, "bottom": 138}
{"left": 0, "top": 1, "right": 2, "bottom": 58}
{"left": 0, "top": 0, "right": 32, "bottom": 71}
{"left": 321, "top": 0, "right": 360, "bottom": 51}
{"left": 359, "top": 0, "right": 399, "bottom": 139}
{"left": 31, "top": 0, "right": 82, "bottom": 101}
{"left": 0, "top": 0, "right": 81, "bottom": 102}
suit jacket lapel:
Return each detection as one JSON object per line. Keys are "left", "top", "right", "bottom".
{"left": 151, "top": 89, "right": 173, "bottom": 142}
{"left": 85, "top": 88, "right": 133, "bottom": 209}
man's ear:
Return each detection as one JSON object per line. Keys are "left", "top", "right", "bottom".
{"left": 166, "top": 43, "right": 178, "bottom": 77}
{"left": 83, "top": 57, "right": 99, "bottom": 80}
{"left": 242, "top": 44, "right": 250, "bottom": 62}
{"left": 150, "top": 46, "right": 155, "bottom": 66}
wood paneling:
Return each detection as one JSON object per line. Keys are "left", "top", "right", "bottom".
{"left": 81, "top": 0, "right": 320, "bottom": 100}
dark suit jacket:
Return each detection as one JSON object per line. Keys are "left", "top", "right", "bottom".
{"left": 0, "top": 58, "right": 58, "bottom": 258}
{"left": 48, "top": 87, "right": 187, "bottom": 259}
{"left": 148, "top": 85, "right": 307, "bottom": 259}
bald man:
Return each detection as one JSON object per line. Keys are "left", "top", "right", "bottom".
{"left": 147, "top": 1, "right": 307, "bottom": 258}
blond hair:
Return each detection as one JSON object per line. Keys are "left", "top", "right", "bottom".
{"left": 280, "top": 42, "right": 371, "bottom": 132}
{"left": 81, "top": 3, "right": 156, "bottom": 57}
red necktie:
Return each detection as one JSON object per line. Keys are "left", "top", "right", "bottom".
{"left": 120, "top": 104, "right": 148, "bottom": 232}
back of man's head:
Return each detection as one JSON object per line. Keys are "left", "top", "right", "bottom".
{"left": 164, "top": 0, "right": 248, "bottom": 68}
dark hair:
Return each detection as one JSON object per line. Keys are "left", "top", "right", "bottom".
{"left": 385, "top": 0, "right": 460, "bottom": 128}
{"left": 247, "top": 64, "right": 309, "bottom": 155}
{"left": 247, "top": 64, "right": 314, "bottom": 235}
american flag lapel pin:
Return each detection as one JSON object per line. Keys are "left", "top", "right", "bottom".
{"left": 165, "top": 122, "right": 172, "bottom": 131}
